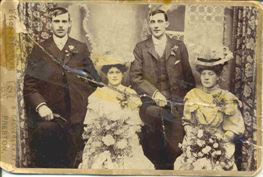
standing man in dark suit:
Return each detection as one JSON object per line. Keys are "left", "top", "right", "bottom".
{"left": 23, "top": 7, "right": 100, "bottom": 168}
{"left": 130, "top": 9, "right": 195, "bottom": 169}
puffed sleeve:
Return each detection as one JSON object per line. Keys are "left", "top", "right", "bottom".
{"left": 83, "top": 89, "right": 102, "bottom": 126}
{"left": 125, "top": 87, "right": 142, "bottom": 109}
{"left": 182, "top": 89, "right": 199, "bottom": 126}
{"left": 222, "top": 92, "right": 245, "bottom": 135}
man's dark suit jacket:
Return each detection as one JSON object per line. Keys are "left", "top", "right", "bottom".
{"left": 130, "top": 36, "right": 195, "bottom": 108}
{"left": 130, "top": 36, "right": 196, "bottom": 159}
{"left": 24, "top": 37, "right": 100, "bottom": 126}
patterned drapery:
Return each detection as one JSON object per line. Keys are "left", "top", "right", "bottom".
{"left": 15, "top": 3, "right": 259, "bottom": 170}
{"left": 16, "top": 2, "right": 57, "bottom": 167}
{"left": 231, "top": 6, "right": 258, "bottom": 171}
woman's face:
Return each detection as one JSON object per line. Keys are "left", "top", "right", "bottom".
{"left": 200, "top": 70, "right": 219, "bottom": 90}
{"left": 107, "top": 67, "right": 123, "bottom": 87}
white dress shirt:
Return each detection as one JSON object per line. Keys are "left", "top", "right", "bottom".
{"left": 152, "top": 35, "right": 167, "bottom": 58}
{"left": 53, "top": 34, "right": 68, "bottom": 51}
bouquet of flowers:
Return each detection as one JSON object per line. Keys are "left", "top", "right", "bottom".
{"left": 178, "top": 125, "right": 235, "bottom": 170}
{"left": 82, "top": 114, "right": 141, "bottom": 169}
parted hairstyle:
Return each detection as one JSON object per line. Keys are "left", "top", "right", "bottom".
{"left": 148, "top": 9, "right": 168, "bottom": 21}
{"left": 49, "top": 7, "right": 71, "bottom": 21}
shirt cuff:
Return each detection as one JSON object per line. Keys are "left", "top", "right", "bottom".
{"left": 152, "top": 90, "right": 159, "bottom": 99}
{"left": 35, "top": 102, "right": 47, "bottom": 112}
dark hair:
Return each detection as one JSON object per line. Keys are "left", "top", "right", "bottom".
{"left": 101, "top": 64, "right": 127, "bottom": 74}
{"left": 149, "top": 9, "right": 168, "bottom": 21}
{"left": 196, "top": 64, "right": 224, "bottom": 76}
{"left": 49, "top": 7, "right": 70, "bottom": 21}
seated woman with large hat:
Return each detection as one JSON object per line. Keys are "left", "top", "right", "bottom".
{"left": 174, "top": 45, "right": 245, "bottom": 171}
{"left": 79, "top": 55, "right": 154, "bottom": 169}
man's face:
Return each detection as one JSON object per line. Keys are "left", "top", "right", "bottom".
{"left": 149, "top": 13, "right": 169, "bottom": 39}
{"left": 51, "top": 13, "right": 71, "bottom": 38}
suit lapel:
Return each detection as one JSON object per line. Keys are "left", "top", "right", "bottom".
{"left": 146, "top": 38, "right": 159, "bottom": 60}
{"left": 46, "top": 37, "right": 61, "bottom": 61}
{"left": 165, "top": 37, "right": 174, "bottom": 60}
{"left": 46, "top": 37, "right": 74, "bottom": 65}
{"left": 63, "top": 38, "right": 73, "bottom": 64}
{"left": 146, "top": 36, "right": 174, "bottom": 60}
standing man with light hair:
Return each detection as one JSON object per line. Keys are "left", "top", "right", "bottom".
{"left": 24, "top": 7, "right": 100, "bottom": 168}
{"left": 130, "top": 9, "right": 196, "bottom": 169}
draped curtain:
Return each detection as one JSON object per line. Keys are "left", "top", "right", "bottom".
{"left": 231, "top": 6, "right": 258, "bottom": 171}
{"left": 16, "top": 2, "right": 57, "bottom": 167}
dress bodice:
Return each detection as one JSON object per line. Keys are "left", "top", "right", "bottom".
{"left": 183, "top": 88, "right": 244, "bottom": 135}
{"left": 83, "top": 85, "right": 142, "bottom": 126}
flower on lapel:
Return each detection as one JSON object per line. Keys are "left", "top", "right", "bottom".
{"left": 171, "top": 45, "right": 179, "bottom": 56}
{"left": 65, "top": 45, "right": 78, "bottom": 57}
{"left": 68, "top": 45, "right": 78, "bottom": 54}
{"left": 68, "top": 45, "right": 75, "bottom": 51}
{"left": 65, "top": 49, "right": 70, "bottom": 57}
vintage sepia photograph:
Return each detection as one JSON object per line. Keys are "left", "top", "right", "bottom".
{"left": 0, "top": 0, "right": 262, "bottom": 175}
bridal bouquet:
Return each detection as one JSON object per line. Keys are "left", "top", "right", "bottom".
{"left": 82, "top": 114, "right": 141, "bottom": 169}
{"left": 179, "top": 126, "right": 235, "bottom": 170}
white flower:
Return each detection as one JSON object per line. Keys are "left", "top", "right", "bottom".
{"left": 102, "top": 135, "right": 115, "bottom": 146}
{"left": 212, "top": 151, "right": 217, "bottom": 157}
{"left": 68, "top": 45, "right": 75, "bottom": 50}
{"left": 197, "top": 129, "right": 204, "bottom": 138}
{"left": 192, "top": 153, "right": 198, "bottom": 158}
{"left": 170, "top": 45, "right": 179, "bottom": 56}
{"left": 215, "top": 150, "right": 222, "bottom": 155}
{"left": 213, "top": 143, "right": 219, "bottom": 148}
{"left": 209, "top": 138, "right": 214, "bottom": 143}
{"left": 116, "top": 139, "right": 128, "bottom": 149}
{"left": 178, "top": 143, "right": 182, "bottom": 148}
{"left": 215, "top": 132, "right": 223, "bottom": 140}
{"left": 202, "top": 146, "right": 212, "bottom": 154}
{"left": 198, "top": 152, "right": 204, "bottom": 157}
{"left": 172, "top": 45, "right": 178, "bottom": 52}
{"left": 197, "top": 139, "right": 205, "bottom": 147}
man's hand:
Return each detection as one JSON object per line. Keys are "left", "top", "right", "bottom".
{"left": 153, "top": 91, "right": 167, "bottom": 107}
{"left": 223, "top": 131, "right": 235, "bottom": 142}
{"left": 37, "top": 105, "right": 54, "bottom": 121}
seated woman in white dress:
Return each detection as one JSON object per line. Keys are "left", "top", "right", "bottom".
{"left": 79, "top": 59, "right": 154, "bottom": 169}
{"left": 174, "top": 46, "right": 245, "bottom": 171}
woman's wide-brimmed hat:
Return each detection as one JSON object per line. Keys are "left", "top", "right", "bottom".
{"left": 97, "top": 54, "right": 127, "bottom": 74}
{"left": 195, "top": 45, "right": 233, "bottom": 74}
{"left": 195, "top": 45, "right": 233, "bottom": 66}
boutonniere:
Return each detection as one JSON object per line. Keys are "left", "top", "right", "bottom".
{"left": 171, "top": 45, "right": 179, "bottom": 56}
{"left": 65, "top": 45, "right": 78, "bottom": 57}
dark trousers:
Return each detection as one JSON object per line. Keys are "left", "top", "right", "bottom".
{"left": 29, "top": 120, "right": 84, "bottom": 168}
{"left": 139, "top": 103, "right": 184, "bottom": 170}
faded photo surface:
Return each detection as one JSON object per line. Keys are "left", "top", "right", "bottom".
{"left": 0, "top": 0, "right": 260, "bottom": 175}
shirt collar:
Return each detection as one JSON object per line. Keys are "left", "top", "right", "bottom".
{"left": 152, "top": 34, "right": 167, "bottom": 46}
{"left": 53, "top": 34, "right": 69, "bottom": 50}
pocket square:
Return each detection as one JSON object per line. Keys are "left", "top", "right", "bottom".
{"left": 174, "top": 60, "right": 181, "bottom": 65}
